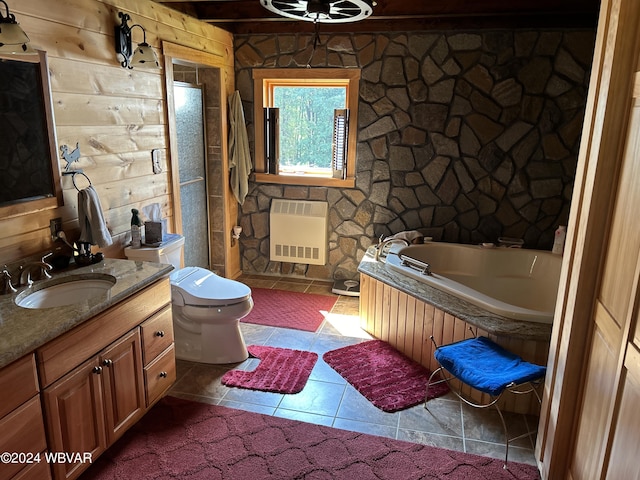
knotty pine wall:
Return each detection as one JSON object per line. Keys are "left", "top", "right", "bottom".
{"left": 0, "top": 0, "right": 237, "bottom": 273}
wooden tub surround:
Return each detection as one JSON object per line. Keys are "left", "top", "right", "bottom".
{"left": 358, "top": 252, "right": 551, "bottom": 415}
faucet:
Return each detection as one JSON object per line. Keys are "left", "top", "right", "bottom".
{"left": 1, "top": 266, "right": 17, "bottom": 295}
{"left": 374, "top": 238, "right": 410, "bottom": 261}
{"left": 18, "top": 253, "right": 53, "bottom": 287}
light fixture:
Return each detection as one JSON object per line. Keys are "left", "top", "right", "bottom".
{"left": 0, "top": 0, "right": 34, "bottom": 54}
{"left": 261, "top": 0, "right": 375, "bottom": 23}
{"left": 114, "top": 12, "right": 159, "bottom": 69}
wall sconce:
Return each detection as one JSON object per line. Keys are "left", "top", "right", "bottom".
{"left": 114, "top": 12, "right": 159, "bottom": 69}
{"left": 0, "top": 0, "right": 34, "bottom": 54}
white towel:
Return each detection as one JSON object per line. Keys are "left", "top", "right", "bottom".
{"left": 78, "top": 186, "right": 113, "bottom": 247}
{"left": 384, "top": 230, "right": 424, "bottom": 244}
{"left": 228, "top": 90, "right": 253, "bottom": 205}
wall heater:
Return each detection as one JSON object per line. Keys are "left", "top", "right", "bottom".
{"left": 269, "top": 199, "right": 328, "bottom": 265}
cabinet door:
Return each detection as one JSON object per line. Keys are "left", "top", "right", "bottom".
{"left": 42, "top": 358, "right": 106, "bottom": 480}
{"left": 100, "top": 329, "right": 145, "bottom": 445}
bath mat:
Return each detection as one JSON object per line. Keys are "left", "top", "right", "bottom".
{"left": 221, "top": 345, "right": 318, "bottom": 394}
{"left": 323, "top": 340, "right": 449, "bottom": 412}
{"left": 241, "top": 288, "right": 338, "bottom": 332}
{"left": 83, "top": 396, "right": 541, "bottom": 480}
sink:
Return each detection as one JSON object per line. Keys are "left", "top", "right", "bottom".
{"left": 15, "top": 273, "right": 117, "bottom": 309}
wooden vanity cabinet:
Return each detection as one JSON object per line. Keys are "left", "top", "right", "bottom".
{"left": 37, "top": 277, "right": 174, "bottom": 480}
{"left": 42, "top": 329, "right": 145, "bottom": 480}
{"left": 0, "top": 355, "right": 49, "bottom": 480}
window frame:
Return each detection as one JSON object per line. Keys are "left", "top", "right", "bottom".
{"left": 253, "top": 68, "right": 360, "bottom": 188}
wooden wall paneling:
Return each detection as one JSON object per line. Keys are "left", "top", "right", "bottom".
{"left": 53, "top": 93, "right": 165, "bottom": 126}
{"left": 48, "top": 58, "right": 164, "bottom": 98}
{"left": 388, "top": 287, "right": 399, "bottom": 350}
{"left": 404, "top": 295, "right": 416, "bottom": 359}
{"left": 398, "top": 290, "right": 409, "bottom": 352}
{"left": 0, "top": 0, "right": 234, "bottom": 267}
{"left": 412, "top": 300, "right": 425, "bottom": 366}
{"left": 421, "top": 302, "right": 436, "bottom": 371}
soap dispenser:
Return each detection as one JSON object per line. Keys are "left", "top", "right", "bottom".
{"left": 131, "top": 208, "right": 143, "bottom": 248}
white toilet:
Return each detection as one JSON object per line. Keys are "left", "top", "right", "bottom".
{"left": 124, "top": 234, "right": 253, "bottom": 364}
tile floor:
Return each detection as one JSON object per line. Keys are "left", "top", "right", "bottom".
{"left": 169, "top": 274, "right": 539, "bottom": 467}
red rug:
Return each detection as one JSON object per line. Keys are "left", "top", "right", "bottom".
{"left": 323, "top": 340, "right": 449, "bottom": 412}
{"left": 221, "top": 345, "right": 318, "bottom": 394}
{"left": 82, "top": 396, "right": 540, "bottom": 479}
{"left": 242, "top": 288, "right": 338, "bottom": 332}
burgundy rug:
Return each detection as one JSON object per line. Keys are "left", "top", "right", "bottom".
{"left": 323, "top": 340, "right": 449, "bottom": 412}
{"left": 82, "top": 396, "right": 540, "bottom": 480}
{"left": 242, "top": 288, "right": 338, "bottom": 332}
{"left": 221, "top": 345, "right": 318, "bottom": 394}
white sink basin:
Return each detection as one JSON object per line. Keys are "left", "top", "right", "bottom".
{"left": 15, "top": 274, "right": 117, "bottom": 309}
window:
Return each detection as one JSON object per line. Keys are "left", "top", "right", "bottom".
{"left": 253, "top": 68, "right": 360, "bottom": 187}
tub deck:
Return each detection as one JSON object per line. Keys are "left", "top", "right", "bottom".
{"left": 358, "top": 253, "right": 551, "bottom": 415}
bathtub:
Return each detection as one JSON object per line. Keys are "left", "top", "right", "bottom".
{"left": 384, "top": 242, "right": 562, "bottom": 323}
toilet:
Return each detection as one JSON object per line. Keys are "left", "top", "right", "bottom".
{"left": 124, "top": 234, "right": 253, "bottom": 364}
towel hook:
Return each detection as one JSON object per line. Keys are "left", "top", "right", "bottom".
{"left": 62, "top": 170, "right": 92, "bottom": 191}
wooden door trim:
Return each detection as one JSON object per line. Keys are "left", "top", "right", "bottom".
{"left": 537, "top": 0, "right": 640, "bottom": 477}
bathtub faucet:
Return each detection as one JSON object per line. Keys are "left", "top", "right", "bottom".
{"left": 374, "top": 238, "right": 410, "bottom": 261}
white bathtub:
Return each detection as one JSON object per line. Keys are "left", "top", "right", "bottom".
{"left": 384, "top": 242, "right": 562, "bottom": 323}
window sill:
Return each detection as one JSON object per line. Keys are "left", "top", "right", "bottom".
{"left": 253, "top": 173, "right": 355, "bottom": 188}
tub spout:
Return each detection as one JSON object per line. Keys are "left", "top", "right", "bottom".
{"left": 374, "top": 238, "right": 410, "bottom": 261}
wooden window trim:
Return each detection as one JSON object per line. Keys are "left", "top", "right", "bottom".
{"left": 253, "top": 68, "right": 360, "bottom": 188}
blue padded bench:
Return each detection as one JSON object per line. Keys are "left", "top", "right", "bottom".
{"left": 425, "top": 335, "right": 546, "bottom": 467}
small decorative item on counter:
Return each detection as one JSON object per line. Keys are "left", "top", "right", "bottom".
{"left": 552, "top": 226, "right": 567, "bottom": 255}
{"left": 131, "top": 208, "right": 143, "bottom": 248}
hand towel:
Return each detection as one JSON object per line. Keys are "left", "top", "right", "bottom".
{"left": 228, "top": 90, "right": 253, "bottom": 205}
{"left": 78, "top": 186, "right": 113, "bottom": 247}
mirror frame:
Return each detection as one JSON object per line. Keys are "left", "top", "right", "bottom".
{"left": 0, "top": 50, "right": 63, "bottom": 219}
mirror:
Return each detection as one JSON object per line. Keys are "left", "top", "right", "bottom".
{"left": 0, "top": 50, "right": 62, "bottom": 218}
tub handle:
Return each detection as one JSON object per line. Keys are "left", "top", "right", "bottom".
{"left": 400, "top": 255, "right": 432, "bottom": 276}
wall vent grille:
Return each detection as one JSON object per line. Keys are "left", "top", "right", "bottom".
{"left": 269, "top": 200, "right": 328, "bottom": 265}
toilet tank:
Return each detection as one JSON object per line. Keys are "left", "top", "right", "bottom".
{"left": 124, "top": 234, "right": 185, "bottom": 269}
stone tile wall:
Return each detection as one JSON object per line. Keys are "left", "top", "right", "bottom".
{"left": 234, "top": 30, "right": 595, "bottom": 281}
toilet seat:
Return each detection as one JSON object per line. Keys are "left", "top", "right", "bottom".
{"left": 170, "top": 266, "right": 252, "bottom": 307}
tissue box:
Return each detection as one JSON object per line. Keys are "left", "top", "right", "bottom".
{"left": 144, "top": 221, "right": 164, "bottom": 245}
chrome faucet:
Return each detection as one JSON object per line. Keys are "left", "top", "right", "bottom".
{"left": 18, "top": 253, "right": 53, "bottom": 287}
{"left": 374, "top": 238, "right": 410, "bottom": 261}
{"left": 1, "top": 266, "right": 17, "bottom": 295}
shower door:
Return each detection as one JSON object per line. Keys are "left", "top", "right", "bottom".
{"left": 174, "top": 83, "right": 209, "bottom": 268}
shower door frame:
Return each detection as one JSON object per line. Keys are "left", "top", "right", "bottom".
{"left": 162, "top": 42, "right": 241, "bottom": 278}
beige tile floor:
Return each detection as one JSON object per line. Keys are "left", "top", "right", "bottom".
{"left": 169, "top": 274, "right": 539, "bottom": 467}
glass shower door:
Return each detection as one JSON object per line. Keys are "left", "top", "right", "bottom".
{"left": 174, "top": 83, "right": 209, "bottom": 268}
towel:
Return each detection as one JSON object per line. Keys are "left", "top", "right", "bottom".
{"left": 78, "top": 186, "right": 113, "bottom": 247}
{"left": 228, "top": 90, "right": 253, "bottom": 205}
{"left": 434, "top": 337, "right": 546, "bottom": 396}
{"left": 384, "top": 230, "right": 424, "bottom": 244}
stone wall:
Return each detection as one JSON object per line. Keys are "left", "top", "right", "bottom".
{"left": 234, "top": 30, "right": 595, "bottom": 281}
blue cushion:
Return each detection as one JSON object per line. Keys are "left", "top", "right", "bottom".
{"left": 434, "top": 336, "right": 546, "bottom": 396}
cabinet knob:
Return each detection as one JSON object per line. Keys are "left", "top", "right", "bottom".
{"left": 92, "top": 366, "right": 103, "bottom": 374}
{"left": 102, "top": 359, "right": 113, "bottom": 367}
{"left": 155, "top": 331, "right": 165, "bottom": 337}
{"left": 159, "top": 371, "right": 168, "bottom": 378}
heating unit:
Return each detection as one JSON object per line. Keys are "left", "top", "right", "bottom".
{"left": 269, "top": 199, "right": 328, "bottom": 265}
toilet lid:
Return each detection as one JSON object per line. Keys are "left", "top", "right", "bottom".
{"left": 170, "top": 266, "right": 252, "bottom": 307}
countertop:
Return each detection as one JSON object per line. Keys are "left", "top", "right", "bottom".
{"left": 357, "top": 249, "right": 552, "bottom": 342}
{"left": 0, "top": 258, "right": 173, "bottom": 369}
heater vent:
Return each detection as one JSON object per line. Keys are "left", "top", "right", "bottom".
{"left": 270, "top": 200, "right": 328, "bottom": 265}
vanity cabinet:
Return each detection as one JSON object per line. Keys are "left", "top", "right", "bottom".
{"left": 42, "top": 329, "right": 145, "bottom": 480}
{"left": 0, "top": 355, "right": 49, "bottom": 480}
{"left": 36, "top": 277, "right": 174, "bottom": 480}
